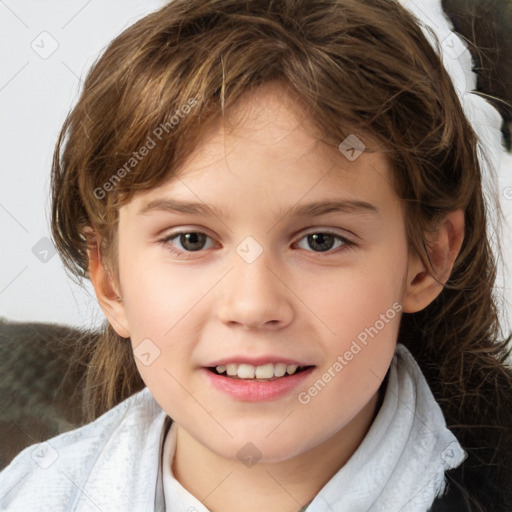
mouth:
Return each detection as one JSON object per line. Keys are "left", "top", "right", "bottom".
{"left": 206, "top": 363, "right": 314, "bottom": 382}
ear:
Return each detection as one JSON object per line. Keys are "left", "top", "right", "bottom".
{"left": 402, "top": 210, "right": 465, "bottom": 313}
{"left": 86, "top": 232, "right": 131, "bottom": 338}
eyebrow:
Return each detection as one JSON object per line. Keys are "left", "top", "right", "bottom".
{"left": 138, "top": 198, "right": 379, "bottom": 218}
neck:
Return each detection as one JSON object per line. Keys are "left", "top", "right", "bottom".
{"left": 172, "top": 391, "right": 381, "bottom": 512}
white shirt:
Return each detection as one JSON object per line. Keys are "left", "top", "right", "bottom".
{"left": 161, "top": 343, "right": 466, "bottom": 511}
{"left": 0, "top": 344, "right": 465, "bottom": 511}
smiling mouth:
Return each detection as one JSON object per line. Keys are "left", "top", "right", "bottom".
{"left": 207, "top": 363, "right": 314, "bottom": 381}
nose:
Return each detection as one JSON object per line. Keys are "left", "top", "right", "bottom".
{"left": 217, "top": 250, "right": 294, "bottom": 330}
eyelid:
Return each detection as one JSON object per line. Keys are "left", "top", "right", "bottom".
{"left": 298, "top": 227, "right": 356, "bottom": 243}
{"left": 160, "top": 229, "right": 217, "bottom": 255}
{"left": 159, "top": 226, "right": 357, "bottom": 257}
{"left": 293, "top": 229, "right": 357, "bottom": 254}
{"left": 159, "top": 226, "right": 356, "bottom": 243}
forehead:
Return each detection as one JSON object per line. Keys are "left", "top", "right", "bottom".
{"left": 123, "top": 82, "right": 397, "bottom": 218}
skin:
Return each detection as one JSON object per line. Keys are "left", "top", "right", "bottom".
{"left": 89, "top": 82, "right": 464, "bottom": 512}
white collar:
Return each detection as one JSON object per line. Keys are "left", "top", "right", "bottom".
{"left": 161, "top": 343, "right": 466, "bottom": 511}
{"left": 161, "top": 421, "right": 209, "bottom": 511}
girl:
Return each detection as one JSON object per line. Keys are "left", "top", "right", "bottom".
{"left": 1, "top": 0, "right": 511, "bottom": 510}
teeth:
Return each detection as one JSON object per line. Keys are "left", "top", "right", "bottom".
{"left": 237, "top": 364, "right": 255, "bottom": 379}
{"left": 286, "top": 365, "right": 298, "bottom": 375}
{"left": 226, "top": 364, "right": 237, "bottom": 376}
{"left": 213, "top": 363, "right": 306, "bottom": 379}
{"left": 255, "top": 363, "right": 274, "bottom": 379}
{"left": 274, "top": 363, "right": 287, "bottom": 377}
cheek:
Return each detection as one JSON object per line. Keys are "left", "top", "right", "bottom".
{"left": 292, "top": 283, "right": 402, "bottom": 448}
{"left": 120, "top": 251, "right": 212, "bottom": 339}
{"left": 300, "top": 239, "right": 407, "bottom": 395}
{"left": 312, "top": 272, "right": 402, "bottom": 387}
{"left": 119, "top": 258, "right": 220, "bottom": 392}
{"left": 305, "top": 253, "right": 407, "bottom": 340}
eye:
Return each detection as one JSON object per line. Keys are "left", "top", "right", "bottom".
{"left": 294, "top": 231, "right": 355, "bottom": 253}
{"left": 159, "top": 229, "right": 356, "bottom": 258}
{"left": 161, "top": 231, "right": 215, "bottom": 257}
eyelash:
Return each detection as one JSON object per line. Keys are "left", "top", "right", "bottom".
{"left": 158, "top": 229, "right": 357, "bottom": 259}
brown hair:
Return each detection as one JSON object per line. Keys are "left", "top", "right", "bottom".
{"left": 50, "top": 0, "right": 512, "bottom": 507}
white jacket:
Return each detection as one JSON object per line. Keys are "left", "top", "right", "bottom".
{"left": 0, "top": 388, "right": 168, "bottom": 512}
{"left": 0, "top": 344, "right": 466, "bottom": 511}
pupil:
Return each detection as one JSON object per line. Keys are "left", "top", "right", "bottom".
{"left": 308, "top": 233, "right": 334, "bottom": 252}
{"left": 179, "top": 233, "right": 335, "bottom": 252}
{"left": 182, "top": 233, "right": 206, "bottom": 251}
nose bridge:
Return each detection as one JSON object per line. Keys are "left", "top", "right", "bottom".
{"left": 218, "top": 236, "right": 293, "bottom": 329}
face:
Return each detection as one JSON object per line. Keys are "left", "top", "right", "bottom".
{"left": 110, "top": 83, "right": 413, "bottom": 463}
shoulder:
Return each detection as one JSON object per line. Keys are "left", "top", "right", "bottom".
{"left": 396, "top": 343, "right": 512, "bottom": 511}
{"left": 0, "top": 387, "right": 167, "bottom": 512}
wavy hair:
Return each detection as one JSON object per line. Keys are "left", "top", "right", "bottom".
{"left": 50, "top": 0, "right": 512, "bottom": 508}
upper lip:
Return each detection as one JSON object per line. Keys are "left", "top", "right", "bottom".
{"left": 204, "top": 356, "right": 313, "bottom": 367}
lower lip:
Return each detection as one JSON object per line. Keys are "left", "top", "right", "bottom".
{"left": 202, "top": 367, "right": 315, "bottom": 402}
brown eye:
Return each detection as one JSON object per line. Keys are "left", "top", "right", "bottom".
{"left": 305, "top": 233, "right": 337, "bottom": 252}
{"left": 162, "top": 231, "right": 214, "bottom": 256}
{"left": 295, "top": 231, "right": 354, "bottom": 254}
{"left": 176, "top": 232, "right": 208, "bottom": 251}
